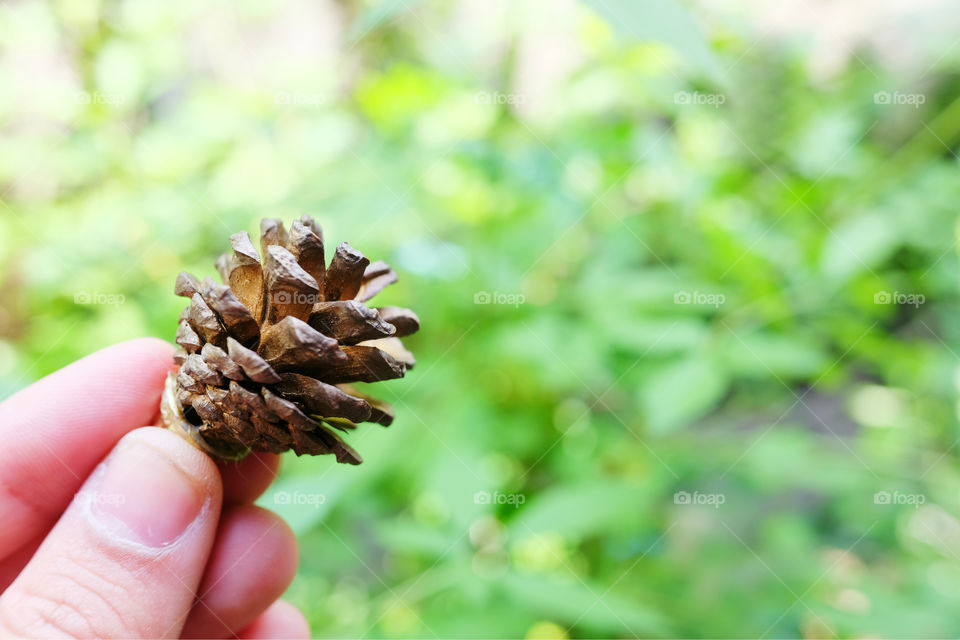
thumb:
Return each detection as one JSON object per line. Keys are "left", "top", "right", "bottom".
{"left": 0, "top": 427, "right": 222, "bottom": 638}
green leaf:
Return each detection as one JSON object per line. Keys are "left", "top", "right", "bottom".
{"left": 594, "top": 316, "right": 709, "bottom": 355}
{"left": 257, "top": 473, "right": 348, "bottom": 535}
{"left": 500, "top": 572, "right": 671, "bottom": 636}
{"left": 581, "top": 0, "right": 722, "bottom": 80}
{"left": 508, "top": 482, "right": 659, "bottom": 540}
{"left": 820, "top": 212, "right": 901, "bottom": 282}
{"left": 346, "top": 0, "right": 428, "bottom": 43}
{"left": 376, "top": 518, "right": 463, "bottom": 557}
{"left": 722, "top": 331, "right": 830, "bottom": 380}
{"left": 639, "top": 355, "right": 730, "bottom": 433}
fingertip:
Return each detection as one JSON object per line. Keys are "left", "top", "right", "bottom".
{"left": 118, "top": 426, "right": 223, "bottom": 500}
{"left": 2, "top": 337, "right": 176, "bottom": 417}
{"left": 115, "top": 336, "right": 176, "bottom": 361}
{"left": 220, "top": 451, "right": 281, "bottom": 505}
{"left": 237, "top": 600, "right": 310, "bottom": 639}
{"left": 181, "top": 505, "right": 299, "bottom": 638}
{"left": 216, "top": 504, "right": 298, "bottom": 575}
{"left": 92, "top": 337, "right": 178, "bottom": 388}
{"left": 0, "top": 427, "right": 224, "bottom": 637}
{"left": 0, "top": 340, "right": 180, "bottom": 561}
{"left": 86, "top": 426, "right": 222, "bottom": 551}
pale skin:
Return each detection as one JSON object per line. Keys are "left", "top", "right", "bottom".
{"left": 0, "top": 338, "right": 310, "bottom": 638}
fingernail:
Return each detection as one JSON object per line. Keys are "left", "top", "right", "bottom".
{"left": 91, "top": 441, "right": 205, "bottom": 547}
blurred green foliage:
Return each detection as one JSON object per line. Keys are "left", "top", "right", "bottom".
{"left": 2, "top": 0, "right": 960, "bottom": 637}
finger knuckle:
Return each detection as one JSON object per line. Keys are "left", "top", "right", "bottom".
{"left": 0, "top": 561, "right": 138, "bottom": 638}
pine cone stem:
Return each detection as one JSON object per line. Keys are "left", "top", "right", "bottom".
{"left": 159, "top": 371, "right": 251, "bottom": 461}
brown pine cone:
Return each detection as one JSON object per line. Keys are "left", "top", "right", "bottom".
{"left": 160, "top": 216, "right": 419, "bottom": 464}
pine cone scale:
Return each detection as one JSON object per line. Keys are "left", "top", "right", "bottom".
{"left": 323, "top": 242, "right": 369, "bottom": 301}
{"left": 273, "top": 373, "right": 373, "bottom": 424}
{"left": 189, "top": 294, "right": 226, "bottom": 346}
{"left": 226, "top": 338, "right": 282, "bottom": 384}
{"left": 199, "top": 279, "right": 260, "bottom": 345}
{"left": 257, "top": 317, "right": 344, "bottom": 373}
{"left": 263, "top": 245, "right": 319, "bottom": 325}
{"left": 226, "top": 231, "right": 265, "bottom": 320}
{"left": 287, "top": 219, "right": 326, "bottom": 284}
{"left": 357, "top": 260, "right": 398, "bottom": 302}
{"left": 321, "top": 345, "right": 406, "bottom": 384}
{"left": 375, "top": 306, "right": 420, "bottom": 337}
{"left": 307, "top": 300, "right": 396, "bottom": 344}
{"left": 200, "top": 343, "right": 244, "bottom": 380}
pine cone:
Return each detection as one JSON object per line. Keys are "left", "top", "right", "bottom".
{"left": 160, "top": 216, "right": 419, "bottom": 464}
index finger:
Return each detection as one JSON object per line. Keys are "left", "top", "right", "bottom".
{"left": 0, "top": 337, "right": 174, "bottom": 560}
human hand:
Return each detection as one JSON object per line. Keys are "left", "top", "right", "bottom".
{"left": 0, "top": 338, "right": 309, "bottom": 638}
